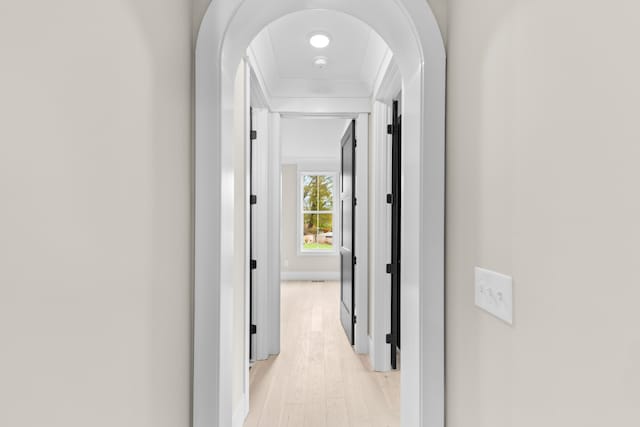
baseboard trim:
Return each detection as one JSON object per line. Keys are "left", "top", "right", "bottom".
{"left": 281, "top": 271, "right": 340, "bottom": 281}
{"left": 368, "top": 335, "right": 375, "bottom": 368}
{"left": 232, "top": 394, "right": 248, "bottom": 427}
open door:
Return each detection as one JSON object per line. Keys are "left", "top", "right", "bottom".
{"left": 340, "top": 120, "right": 356, "bottom": 345}
{"left": 388, "top": 100, "right": 401, "bottom": 369}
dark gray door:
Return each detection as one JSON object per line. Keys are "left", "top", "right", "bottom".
{"left": 388, "top": 100, "right": 401, "bottom": 369}
{"left": 340, "top": 120, "right": 356, "bottom": 345}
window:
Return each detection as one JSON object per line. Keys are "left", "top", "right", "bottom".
{"left": 300, "top": 173, "right": 336, "bottom": 252}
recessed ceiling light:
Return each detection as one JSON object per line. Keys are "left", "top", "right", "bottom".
{"left": 313, "top": 56, "right": 328, "bottom": 69}
{"left": 309, "top": 33, "right": 330, "bottom": 49}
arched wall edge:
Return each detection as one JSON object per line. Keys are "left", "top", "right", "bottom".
{"left": 194, "top": 1, "right": 446, "bottom": 426}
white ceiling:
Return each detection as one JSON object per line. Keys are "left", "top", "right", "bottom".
{"left": 248, "top": 10, "right": 391, "bottom": 101}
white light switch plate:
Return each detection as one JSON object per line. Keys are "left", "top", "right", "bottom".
{"left": 475, "top": 267, "right": 513, "bottom": 324}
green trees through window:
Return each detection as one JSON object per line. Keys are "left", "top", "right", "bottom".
{"left": 302, "top": 175, "right": 334, "bottom": 250}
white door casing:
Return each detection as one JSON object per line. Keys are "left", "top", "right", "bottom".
{"left": 251, "top": 107, "right": 271, "bottom": 362}
{"left": 194, "top": 1, "right": 445, "bottom": 426}
{"left": 369, "top": 100, "right": 393, "bottom": 372}
{"left": 369, "top": 58, "right": 402, "bottom": 372}
{"left": 353, "top": 113, "right": 369, "bottom": 355}
{"left": 267, "top": 112, "right": 281, "bottom": 358}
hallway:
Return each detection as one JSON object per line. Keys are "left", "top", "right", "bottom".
{"left": 244, "top": 281, "right": 400, "bottom": 427}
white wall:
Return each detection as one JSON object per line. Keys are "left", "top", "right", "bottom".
{"left": 446, "top": 1, "right": 640, "bottom": 426}
{"left": 232, "top": 62, "right": 248, "bottom": 416}
{"left": 0, "top": 1, "right": 193, "bottom": 426}
{"left": 427, "top": 0, "right": 447, "bottom": 41}
{"left": 11, "top": 1, "right": 640, "bottom": 426}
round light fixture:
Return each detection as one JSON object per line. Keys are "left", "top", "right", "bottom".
{"left": 309, "top": 33, "right": 330, "bottom": 49}
{"left": 313, "top": 56, "right": 328, "bottom": 69}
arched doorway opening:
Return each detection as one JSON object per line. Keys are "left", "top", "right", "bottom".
{"left": 194, "top": 1, "right": 445, "bottom": 426}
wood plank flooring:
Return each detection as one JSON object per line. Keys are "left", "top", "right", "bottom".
{"left": 244, "top": 281, "right": 400, "bottom": 427}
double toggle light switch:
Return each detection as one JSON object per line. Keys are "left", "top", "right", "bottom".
{"left": 474, "top": 267, "right": 513, "bottom": 324}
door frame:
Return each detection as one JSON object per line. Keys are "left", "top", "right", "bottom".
{"left": 369, "top": 59, "right": 402, "bottom": 372}
{"left": 353, "top": 114, "right": 369, "bottom": 355}
{"left": 194, "top": 1, "right": 445, "bottom": 425}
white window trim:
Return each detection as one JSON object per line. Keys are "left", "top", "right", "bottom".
{"left": 297, "top": 170, "right": 339, "bottom": 256}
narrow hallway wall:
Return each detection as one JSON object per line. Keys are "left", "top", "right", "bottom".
{"left": 446, "top": 1, "right": 640, "bottom": 426}
{"left": 0, "top": 1, "right": 193, "bottom": 426}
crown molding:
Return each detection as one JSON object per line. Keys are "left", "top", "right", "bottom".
{"left": 270, "top": 97, "right": 372, "bottom": 114}
{"left": 373, "top": 53, "right": 401, "bottom": 104}
{"left": 248, "top": 20, "right": 392, "bottom": 108}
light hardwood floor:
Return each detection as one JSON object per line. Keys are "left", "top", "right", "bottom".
{"left": 244, "top": 281, "right": 400, "bottom": 427}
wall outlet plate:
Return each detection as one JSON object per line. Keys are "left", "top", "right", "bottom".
{"left": 474, "top": 267, "right": 513, "bottom": 324}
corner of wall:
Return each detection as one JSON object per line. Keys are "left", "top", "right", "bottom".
{"left": 232, "top": 394, "right": 249, "bottom": 427}
{"left": 427, "top": 0, "right": 448, "bottom": 44}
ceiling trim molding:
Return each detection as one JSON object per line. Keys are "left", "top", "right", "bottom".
{"left": 280, "top": 112, "right": 358, "bottom": 120}
{"left": 359, "top": 32, "right": 393, "bottom": 93}
{"left": 247, "top": 47, "right": 274, "bottom": 110}
{"left": 249, "top": 68, "right": 270, "bottom": 109}
{"left": 270, "top": 97, "right": 372, "bottom": 114}
{"left": 281, "top": 156, "right": 340, "bottom": 169}
{"left": 248, "top": 10, "right": 392, "bottom": 102}
{"left": 269, "top": 79, "right": 371, "bottom": 98}
{"left": 248, "top": 46, "right": 373, "bottom": 113}
{"left": 373, "top": 54, "right": 401, "bottom": 104}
